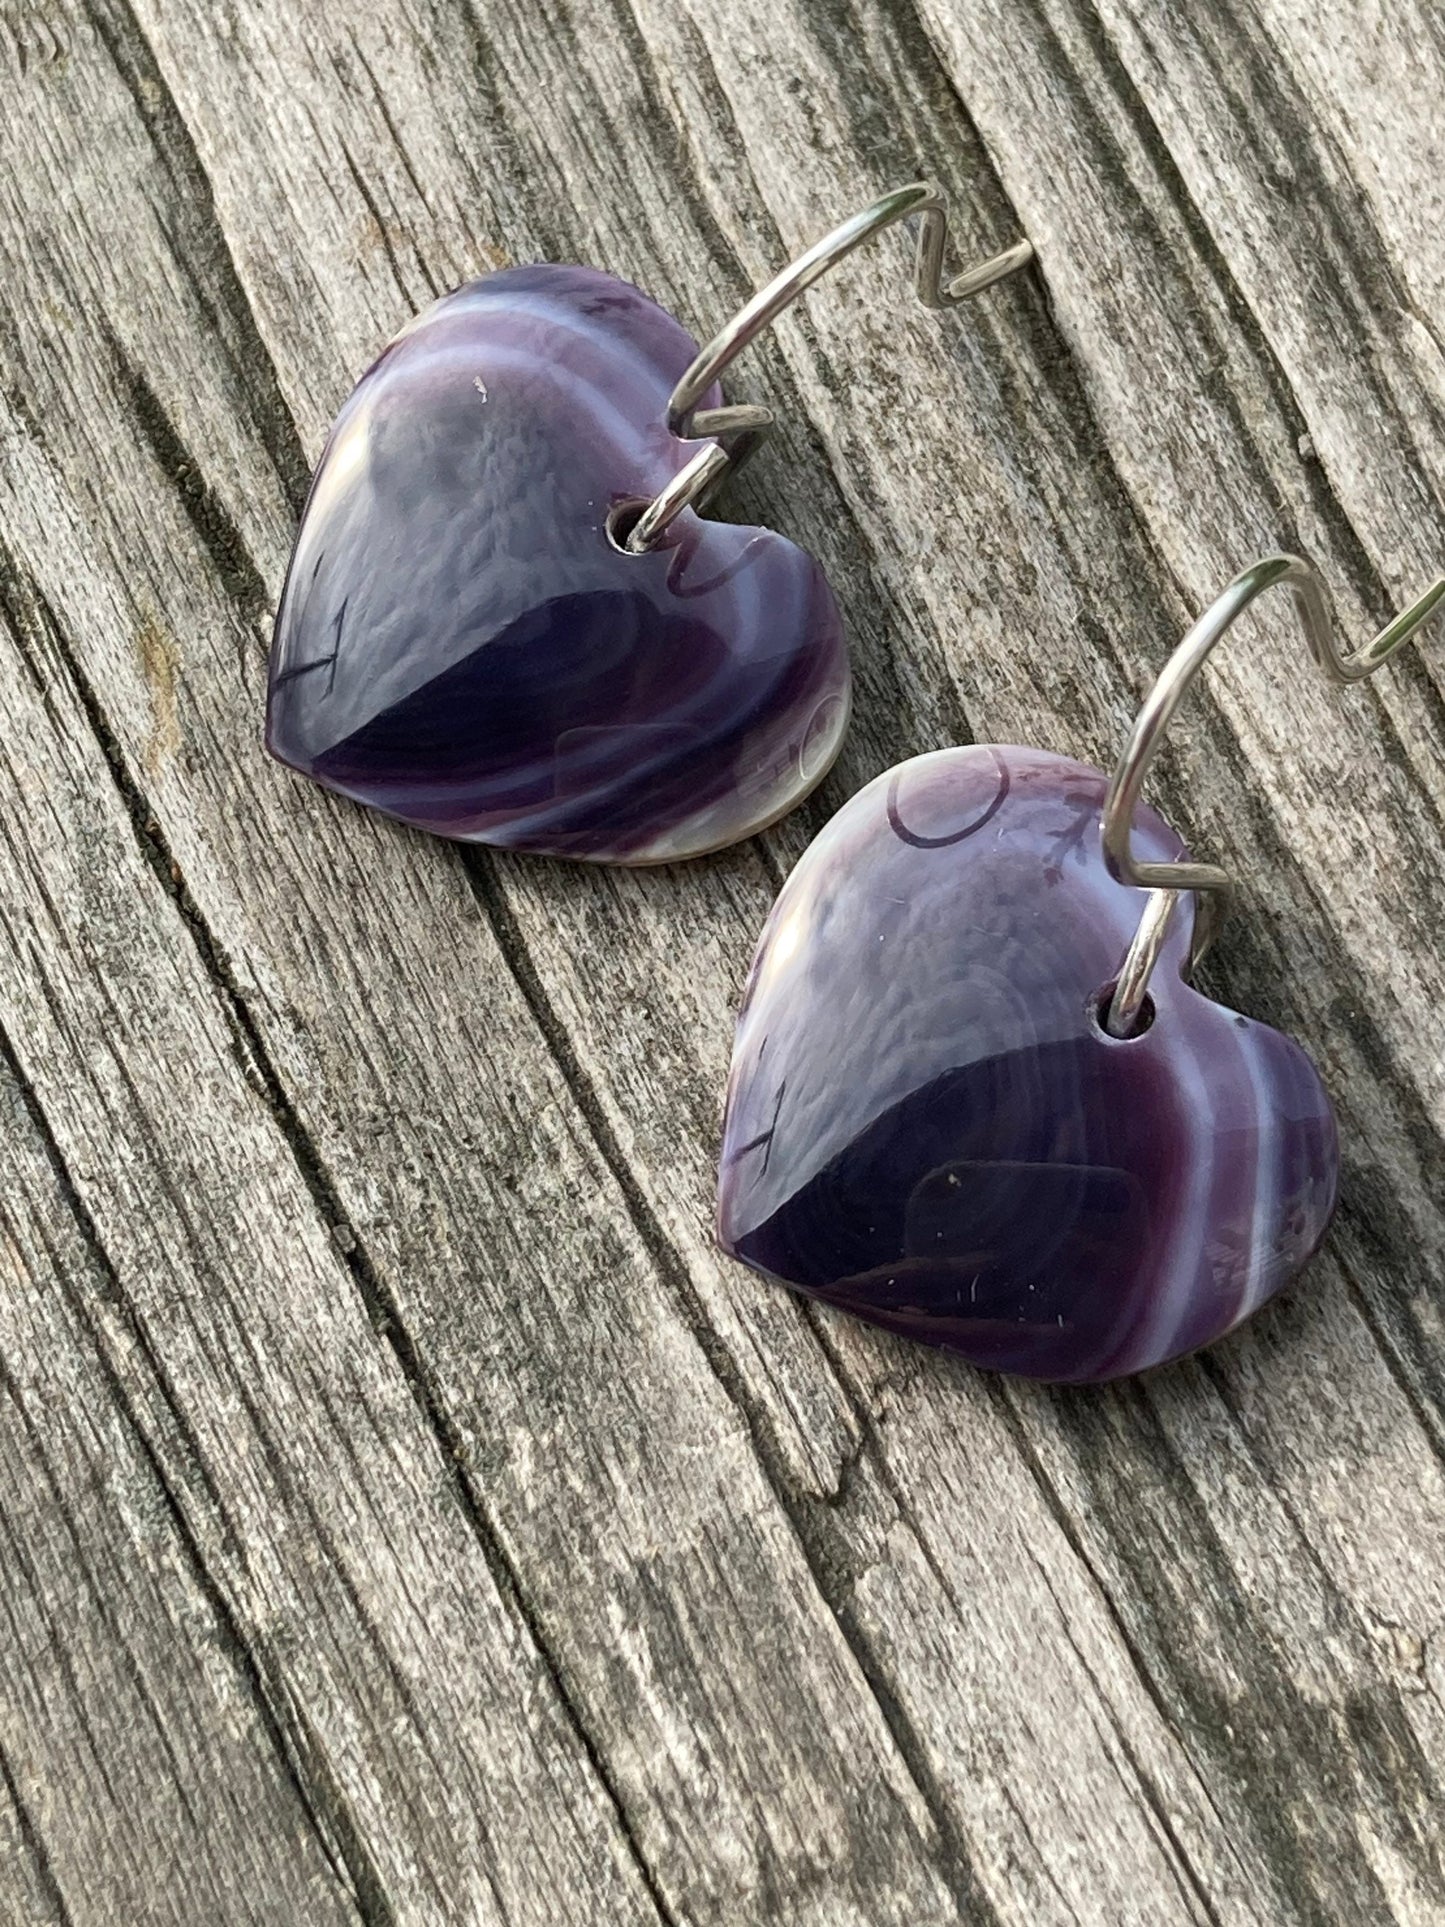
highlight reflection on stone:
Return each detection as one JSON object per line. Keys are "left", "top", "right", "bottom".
{"left": 717, "top": 747, "right": 1340, "bottom": 1382}
{"left": 267, "top": 266, "right": 849, "bottom": 863}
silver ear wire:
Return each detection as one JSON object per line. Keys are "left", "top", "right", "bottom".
{"left": 624, "top": 181, "right": 1034, "bottom": 554}
{"left": 1100, "top": 552, "right": 1445, "bottom": 1038}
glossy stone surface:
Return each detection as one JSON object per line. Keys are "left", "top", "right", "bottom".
{"left": 267, "top": 266, "right": 849, "bottom": 863}
{"left": 717, "top": 746, "right": 1339, "bottom": 1382}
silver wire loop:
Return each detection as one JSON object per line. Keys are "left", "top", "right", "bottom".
{"left": 626, "top": 182, "right": 1034, "bottom": 552}
{"left": 1101, "top": 552, "right": 1445, "bottom": 1038}
{"left": 622, "top": 444, "right": 732, "bottom": 554}
{"left": 1104, "top": 888, "right": 1181, "bottom": 1039}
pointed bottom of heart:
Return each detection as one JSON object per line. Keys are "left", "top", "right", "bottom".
{"left": 716, "top": 745, "right": 1340, "bottom": 1383}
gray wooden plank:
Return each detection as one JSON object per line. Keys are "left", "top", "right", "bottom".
{"left": 0, "top": 546, "right": 664, "bottom": 1925}
{"left": 99, "top": 0, "right": 1443, "bottom": 1916}
{"left": 67, "top": 0, "right": 1445, "bottom": 1914}
{"left": 0, "top": 0, "right": 1443, "bottom": 1920}
{"left": 0, "top": 1052, "right": 360, "bottom": 1927}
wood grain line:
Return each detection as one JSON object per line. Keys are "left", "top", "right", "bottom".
{"left": 0, "top": 1734, "right": 73, "bottom": 1927}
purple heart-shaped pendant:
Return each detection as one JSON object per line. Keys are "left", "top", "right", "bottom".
{"left": 264, "top": 185, "right": 1038, "bottom": 862}
{"left": 266, "top": 265, "right": 849, "bottom": 862}
{"left": 717, "top": 746, "right": 1341, "bottom": 1382}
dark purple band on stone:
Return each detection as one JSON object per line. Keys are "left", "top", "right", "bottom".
{"left": 717, "top": 746, "right": 1339, "bottom": 1382}
{"left": 266, "top": 265, "right": 849, "bottom": 864}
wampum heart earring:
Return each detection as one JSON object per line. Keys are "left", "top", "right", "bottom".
{"left": 265, "top": 185, "right": 1032, "bottom": 863}
{"left": 717, "top": 554, "right": 1445, "bottom": 1382}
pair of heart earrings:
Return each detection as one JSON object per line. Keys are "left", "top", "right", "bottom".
{"left": 267, "top": 183, "right": 1444, "bottom": 1384}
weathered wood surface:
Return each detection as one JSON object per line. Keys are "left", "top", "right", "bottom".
{"left": 1, "top": 0, "right": 1443, "bottom": 1919}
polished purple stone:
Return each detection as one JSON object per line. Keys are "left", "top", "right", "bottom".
{"left": 717, "top": 746, "right": 1340, "bottom": 1382}
{"left": 266, "top": 266, "right": 849, "bottom": 863}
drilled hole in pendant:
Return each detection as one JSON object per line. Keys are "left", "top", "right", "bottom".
{"left": 606, "top": 500, "right": 650, "bottom": 553}
{"left": 1090, "top": 982, "right": 1157, "bottom": 1040}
